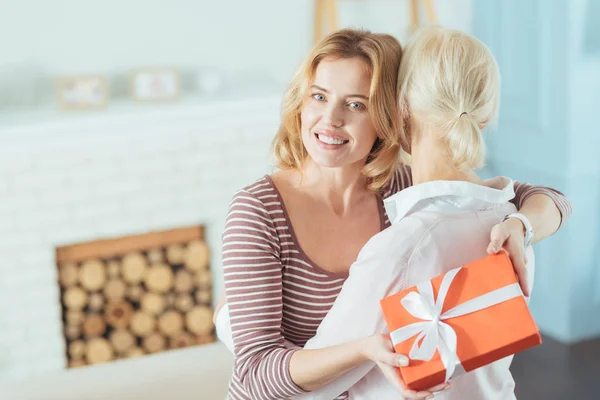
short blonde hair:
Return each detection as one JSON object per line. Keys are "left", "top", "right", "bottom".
{"left": 272, "top": 29, "right": 404, "bottom": 193}
{"left": 398, "top": 26, "right": 500, "bottom": 170}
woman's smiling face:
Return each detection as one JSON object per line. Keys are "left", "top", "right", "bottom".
{"left": 300, "top": 57, "right": 378, "bottom": 169}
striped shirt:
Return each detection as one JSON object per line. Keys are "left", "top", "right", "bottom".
{"left": 222, "top": 165, "right": 571, "bottom": 400}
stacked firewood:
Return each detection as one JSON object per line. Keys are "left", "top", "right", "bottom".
{"left": 56, "top": 226, "right": 215, "bottom": 368}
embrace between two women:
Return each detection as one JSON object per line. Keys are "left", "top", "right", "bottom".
{"left": 214, "top": 26, "right": 572, "bottom": 400}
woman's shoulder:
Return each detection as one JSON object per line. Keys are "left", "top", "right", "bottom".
{"left": 225, "top": 175, "right": 283, "bottom": 240}
{"left": 382, "top": 163, "right": 413, "bottom": 198}
{"left": 228, "top": 175, "right": 281, "bottom": 215}
{"left": 235, "top": 175, "right": 275, "bottom": 197}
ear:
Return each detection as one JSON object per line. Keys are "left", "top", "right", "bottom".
{"left": 479, "top": 120, "right": 488, "bottom": 130}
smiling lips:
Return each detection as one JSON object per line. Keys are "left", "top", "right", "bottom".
{"left": 315, "top": 131, "right": 349, "bottom": 147}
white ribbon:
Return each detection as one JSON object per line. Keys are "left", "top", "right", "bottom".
{"left": 389, "top": 266, "right": 523, "bottom": 382}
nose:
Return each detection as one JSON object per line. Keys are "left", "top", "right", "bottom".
{"left": 323, "top": 103, "right": 343, "bottom": 128}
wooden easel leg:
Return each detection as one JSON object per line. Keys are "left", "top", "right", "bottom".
{"left": 410, "top": 0, "right": 419, "bottom": 33}
{"left": 314, "top": 0, "right": 325, "bottom": 44}
{"left": 314, "top": 0, "right": 338, "bottom": 44}
{"left": 326, "top": 0, "right": 338, "bottom": 34}
{"left": 424, "top": 0, "right": 437, "bottom": 24}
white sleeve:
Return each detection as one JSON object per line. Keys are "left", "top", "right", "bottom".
{"left": 292, "top": 228, "right": 410, "bottom": 400}
{"left": 215, "top": 303, "right": 235, "bottom": 353}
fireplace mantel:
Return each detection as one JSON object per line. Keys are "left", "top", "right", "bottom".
{"left": 0, "top": 93, "right": 281, "bottom": 382}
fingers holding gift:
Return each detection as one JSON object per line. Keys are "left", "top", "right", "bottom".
{"left": 497, "top": 235, "right": 529, "bottom": 297}
{"left": 486, "top": 223, "right": 509, "bottom": 254}
{"left": 375, "top": 361, "right": 447, "bottom": 399}
{"left": 507, "top": 245, "right": 529, "bottom": 297}
{"left": 361, "top": 334, "right": 409, "bottom": 367}
{"left": 487, "top": 220, "right": 530, "bottom": 296}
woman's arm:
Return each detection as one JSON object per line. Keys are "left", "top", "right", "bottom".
{"left": 223, "top": 190, "right": 401, "bottom": 399}
{"left": 215, "top": 300, "right": 403, "bottom": 396}
{"left": 487, "top": 182, "right": 571, "bottom": 253}
{"left": 289, "top": 338, "right": 392, "bottom": 391}
{"left": 223, "top": 190, "right": 304, "bottom": 399}
{"left": 487, "top": 182, "right": 572, "bottom": 297}
{"left": 511, "top": 182, "right": 572, "bottom": 241}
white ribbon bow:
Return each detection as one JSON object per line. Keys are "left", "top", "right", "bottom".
{"left": 389, "top": 266, "right": 523, "bottom": 382}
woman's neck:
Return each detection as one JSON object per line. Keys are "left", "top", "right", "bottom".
{"left": 288, "top": 160, "right": 372, "bottom": 216}
{"left": 410, "top": 126, "right": 482, "bottom": 186}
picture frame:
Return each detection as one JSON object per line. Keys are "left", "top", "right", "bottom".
{"left": 57, "top": 75, "right": 109, "bottom": 110}
{"left": 130, "top": 68, "right": 181, "bottom": 102}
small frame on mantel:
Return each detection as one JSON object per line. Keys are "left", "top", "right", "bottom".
{"left": 129, "top": 68, "right": 181, "bottom": 102}
{"left": 57, "top": 75, "right": 109, "bottom": 110}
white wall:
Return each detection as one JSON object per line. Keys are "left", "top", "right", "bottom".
{"left": 0, "top": 0, "right": 312, "bottom": 85}
{"left": 473, "top": 0, "right": 599, "bottom": 343}
{"left": 0, "top": 0, "right": 472, "bottom": 87}
{"left": 564, "top": 0, "right": 600, "bottom": 342}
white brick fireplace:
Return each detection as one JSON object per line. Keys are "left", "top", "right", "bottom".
{"left": 0, "top": 94, "right": 281, "bottom": 381}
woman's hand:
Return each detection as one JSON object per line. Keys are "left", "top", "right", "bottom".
{"left": 487, "top": 217, "right": 530, "bottom": 297}
{"left": 360, "top": 334, "right": 451, "bottom": 399}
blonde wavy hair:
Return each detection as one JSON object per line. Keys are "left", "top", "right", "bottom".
{"left": 272, "top": 29, "right": 405, "bottom": 193}
{"left": 398, "top": 26, "right": 501, "bottom": 170}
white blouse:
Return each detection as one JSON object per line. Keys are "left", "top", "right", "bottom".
{"left": 218, "top": 176, "right": 535, "bottom": 400}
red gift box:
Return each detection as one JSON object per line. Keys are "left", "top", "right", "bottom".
{"left": 380, "top": 252, "right": 541, "bottom": 391}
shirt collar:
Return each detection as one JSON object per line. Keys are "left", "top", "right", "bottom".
{"left": 383, "top": 176, "right": 515, "bottom": 224}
